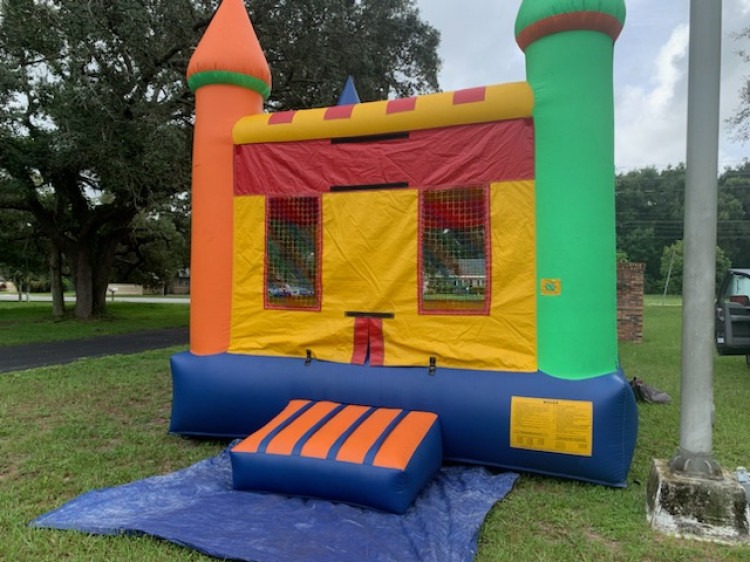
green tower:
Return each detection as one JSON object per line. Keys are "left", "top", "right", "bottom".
{"left": 515, "top": 0, "right": 627, "bottom": 379}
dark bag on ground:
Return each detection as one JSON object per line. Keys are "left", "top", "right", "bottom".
{"left": 630, "top": 377, "right": 671, "bottom": 404}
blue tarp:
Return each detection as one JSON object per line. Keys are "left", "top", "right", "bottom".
{"left": 31, "top": 445, "right": 518, "bottom": 562}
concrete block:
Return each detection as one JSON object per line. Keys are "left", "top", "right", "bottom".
{"left": 647, "top": 458, "right": 750, "bottom": 543}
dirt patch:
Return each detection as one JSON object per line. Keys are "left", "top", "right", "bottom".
{"left": 0, "top": 462, "right": 20, "bottom": 482}
{"left": 583, "top": 527, "right": 622, "bottom": 555}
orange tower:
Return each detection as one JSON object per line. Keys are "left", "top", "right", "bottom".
{"left": 186, "top": 0, "right": 271, "bottom": 355}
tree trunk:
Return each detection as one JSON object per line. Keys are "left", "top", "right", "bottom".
{"left": 92, "top": 237, "right": 119, "bottom": 316}
{"left": 50, "top": 246, "right": 65, "bottom": 318}
{"left": 68, "top": 237, "right": 120, "bottom": 319}
{"left": 70, "top": 249, "right": 95, "bottom": 319}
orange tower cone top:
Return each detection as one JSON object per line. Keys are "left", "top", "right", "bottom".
{"left": 187, "top": 0, "right": 271, "bottom": 99}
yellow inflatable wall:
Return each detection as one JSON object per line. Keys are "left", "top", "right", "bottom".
{"left": 229, "top": 85, "right": 538, "bottom": 372}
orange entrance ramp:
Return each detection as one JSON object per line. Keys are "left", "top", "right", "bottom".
{"left": 230, "top": 400, "right": 442, "bottom": 514}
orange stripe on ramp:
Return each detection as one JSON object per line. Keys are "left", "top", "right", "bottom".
{"left": 266, "top": 401, "right": 339, "bottom": 456}
{"left": 335, "top": 408, "right": 401, "bottom": 465}
{"left": 232, "top": 400, "right": 310, "bottom": 453}
{"left": 374, "top": 411, "right": 438, "bottom": 470}
{"left": 301, "top": 404, "right": 370, "bottom": 459}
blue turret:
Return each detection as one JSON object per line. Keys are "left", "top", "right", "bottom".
{"left": 336, "top": 76, "right": 361, "bottom": 105}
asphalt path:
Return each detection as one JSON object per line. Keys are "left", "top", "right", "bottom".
{"left": 0, "top": 294, "right": 189, "bottom": 304}
{"left": 0, "top": 327, "right": 189, "bottom": 374}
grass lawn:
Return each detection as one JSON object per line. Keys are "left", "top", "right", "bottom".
{"left": 0, "top": 301, "right": 189, "bottom": 347}
{"left": 478, "top": 303, "right": 750, "bottom": 562}
{"left": 2, "top": 301, "right": 750, "bottom": 560}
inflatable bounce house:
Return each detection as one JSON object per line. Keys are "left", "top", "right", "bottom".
{"left": 170, "top": 0, "right": 637, "bottom": 512}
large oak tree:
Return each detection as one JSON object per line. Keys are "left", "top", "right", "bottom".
{"left": 0, "top": 0, "right": 440, "bottom": 319}
{"left": 249, "top": 0, "right": 440, "bottom": 110}
{"left": 0, "top": 0, "right": 210, "bottom": 318}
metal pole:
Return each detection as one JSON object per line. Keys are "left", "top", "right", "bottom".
{"left": 669, "top": 0, "right": 723, "bottom": 477}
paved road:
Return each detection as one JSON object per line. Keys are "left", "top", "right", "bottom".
{"left": 0, "top": 327, "right": 189, "bottom": 374}
{"left": 0, "top": 294, "right": 189, "bottom": 304}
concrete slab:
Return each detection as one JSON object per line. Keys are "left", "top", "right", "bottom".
{"left": 647, "top": 458, "right": 750, "bottom": 543}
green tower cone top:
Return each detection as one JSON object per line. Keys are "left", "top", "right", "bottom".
{"left": 515, "top": 0, "right": 626, "bottom": 51}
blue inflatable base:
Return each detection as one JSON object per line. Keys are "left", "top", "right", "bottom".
{"left": 170, "top": 352, "right": 638, "bottom": 487}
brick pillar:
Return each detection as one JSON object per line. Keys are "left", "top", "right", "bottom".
{"left": 617, "top": 262, "right": 644, "bottom": 343}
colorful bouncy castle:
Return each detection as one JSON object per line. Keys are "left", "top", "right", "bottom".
{"left": 171, "top": 0, "right": 637, "bottom": 507}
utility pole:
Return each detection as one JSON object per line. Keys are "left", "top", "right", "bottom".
{"left": 669, "top": 0, "right": 722, "bottom": 478}
{"left": 647, "top": 0, "right": 748, "bottom": 543}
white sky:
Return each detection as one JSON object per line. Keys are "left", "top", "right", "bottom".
{"left": 415, "top": 0, "right": 750, "bottom": 172}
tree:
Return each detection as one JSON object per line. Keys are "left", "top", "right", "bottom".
{"left": 616, "top": 164, "right": 749, "bottom": 292}
{"left": 718, "top": 161, "right": 750, "bottom": 266}
{"left": 659, "top": 240, "right": 731, "bottom": 295}
{"left": 0, "top": 0, "right": 441, "bottom": 319}
{"left": 0, "top": 208, "right": 50, "bottom": 301}
{"left": 248, "top": 0, "right": 441, "bottom": 110}
{"left": 730, "top": 26, "right": 750, "bottom": 141}
{"left": 0, "top": 0, "right": 215, "bottom": 318}
{"left": 616, "top": 166, "right": 686, "bottom": 291}
{"left": 111, "top": 204, "right": 190, "bottom": 294}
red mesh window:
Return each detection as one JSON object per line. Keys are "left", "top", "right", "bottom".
{"left": 265, "top": 197, "right": 321, "bottom": 310}
{"left": 419, "top": 186, "right": 490, "bottom": 315}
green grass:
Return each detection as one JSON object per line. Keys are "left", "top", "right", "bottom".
{"left": 477, "top": 303, "right": 750, "bottom": 562}
{"left": 644, "top": 293, "right": 683, "bottom": 307}
{"left": 0, "top": 301, "right": 189, "bottom": 347}
{"left": 2, "top": 303, "right": 750, "bottom": 560}
{"left": 0, "top": 349, "right": 219, "bottom": 561}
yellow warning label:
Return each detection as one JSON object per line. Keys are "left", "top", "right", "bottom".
{"left": 510, "top": 396, "right": 593, "bottom": 456}
{"left": 540, "top": 278, "right": 561, "bottom": 296}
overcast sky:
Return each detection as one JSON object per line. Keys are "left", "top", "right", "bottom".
{"left": 415, "top": 0, "right": 750, "bottom": 172}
